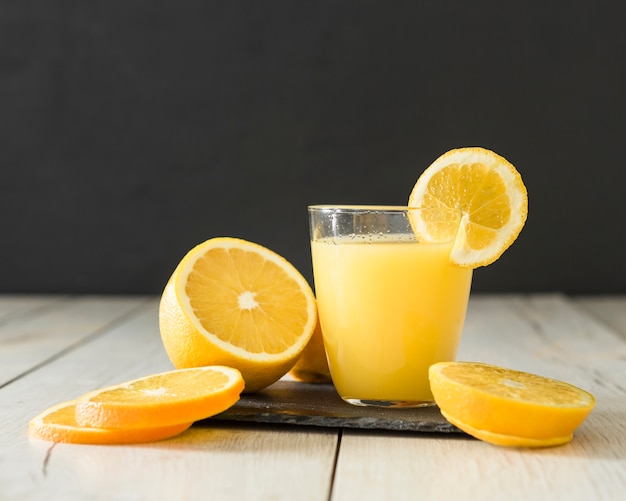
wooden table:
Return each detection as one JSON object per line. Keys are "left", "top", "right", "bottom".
{"left": 1, "top": 294, "right": 625, "bottom": 500}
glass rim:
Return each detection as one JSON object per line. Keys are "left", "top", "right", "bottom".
{"left": 308, "top": 204, "right": 460, "bottom": 214}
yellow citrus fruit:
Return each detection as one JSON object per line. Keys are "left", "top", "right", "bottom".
{"left": 408, "top": 147, "right": 528, "bottom": 268}
{"left": 159, "top": 237, "right": 317, "bottom": 392}
{"left": 75, "top": 366, "right": 244, "bottom": 429}
{"left": 29, "top": 401, "right": 192, "bottom": 445}
{"left": 288, "top": 310, "right": 332, "bottom": 383}
{"left": 429, "top": 361, "right": 595, "bottom": 447}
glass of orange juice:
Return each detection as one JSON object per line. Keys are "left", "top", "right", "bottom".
{"left": 309, "top": 205, "right": 473, "bottom": 408}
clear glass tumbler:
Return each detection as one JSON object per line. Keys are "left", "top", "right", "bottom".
{"left": 309, "top": 205, "right": 473, "bottom": 408}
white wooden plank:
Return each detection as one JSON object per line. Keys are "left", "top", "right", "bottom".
{"left": 21, "top": 424, "right": 336, "bottom": 501}
{"left": 574, "top": 295, "right": 626, "bottom": 339}
{"left": 0, "top": 295, "right": 69, "bottom": 322}
{"left": 0, "top": 299, "right": 337, "bottom": 501}
{"left": 0, "top": 295, "right": 148, "bottom": 387}
{"left": 332, "top": 294, "right": 626, "bottom": 501}
{"left": 334, "top": 429, "right": 622, "bottom": 501}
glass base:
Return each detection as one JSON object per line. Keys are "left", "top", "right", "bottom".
{"left": 342, "top": 397, "right": 436, "bottom": 409}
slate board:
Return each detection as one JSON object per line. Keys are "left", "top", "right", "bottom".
{"left": 207, "top": 380, "right": 463, "bottom": 433}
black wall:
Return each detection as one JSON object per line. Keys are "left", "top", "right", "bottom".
{"left": 2, "top": 1, "right": 625, "bottom": 294}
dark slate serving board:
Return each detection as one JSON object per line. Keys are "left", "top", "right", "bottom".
{"left": 207, "top": 380, "right": 463, "bottom": 433}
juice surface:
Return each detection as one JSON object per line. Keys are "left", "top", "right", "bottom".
{"left": 311, "top": 235, "right": 472, "bottom": 403}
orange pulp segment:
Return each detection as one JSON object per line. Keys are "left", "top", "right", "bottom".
{"left": 75, "top": 366, "right": 244, "bottom": 429}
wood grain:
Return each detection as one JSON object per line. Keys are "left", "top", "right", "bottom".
{"left": 0, "top": 295, "right": 68, "bottom": 322}
{"left": 1, "top": 295, "right": 625, "bottom": 500}
{"left": 0, "top": 298, "right": 337, "bottom": 501}
{"left": 574, "top": 295, "right": 626, "bottom": 339}
{"left": 0, "top": 296, "right": 147, "bottom": 387}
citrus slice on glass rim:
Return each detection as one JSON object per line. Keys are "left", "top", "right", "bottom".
{"left": 408, "top": 147, "right": 528, "bottom": 268}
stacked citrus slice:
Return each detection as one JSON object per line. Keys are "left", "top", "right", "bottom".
{"left": 29, "top": 366, "right": 244, "bottom": 445}
{"left": 409, "top": 147, "right": 528, "bottom": 268}
{"left": 429, "top": 362, "right": 595, "bottom": 447}
{"left": 159, "top": 237, "right": 317, "bottom": 392}
{"left": 29, "top": 401, "right": 193, "bottom": 445}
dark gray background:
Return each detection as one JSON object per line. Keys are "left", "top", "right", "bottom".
{"left": 2, "top": 1, "right": 625, "bottom": 295}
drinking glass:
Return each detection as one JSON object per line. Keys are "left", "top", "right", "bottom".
{"left": 309, "top": 205, "right": 473, "bottom": 408}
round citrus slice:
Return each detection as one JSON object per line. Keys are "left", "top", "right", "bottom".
{"left": 159, "top": 237, "right": 317, "bottom": 392}
{"left": 29, "top": 401, "right": 192, "bottom": 445}
{"left": 429, "top": 361, "right": 595, "bottom": 447}
{"left": 75, "top": 366, "right": 244, "bottom": 429}
{"left": 408, "top": 147, "right": 528, "bottom": 268}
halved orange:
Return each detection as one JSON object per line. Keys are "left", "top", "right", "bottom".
{"left": 409, "top": 147, "right": 528, "bottom": 268}
{"left": 29, "top": 401, "right": 192, "bottom": 445}
{"left": 429, "top": 361, "right": 595, "bottom": 447}
{"left": 75, "top": 366, "right": 244, "bottom": 429}
{"left": 159, "top": 237, "right": 317, "bottom": 392}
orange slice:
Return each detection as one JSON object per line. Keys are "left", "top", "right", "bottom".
{"left": 288, "top": 309, "right": 332, "bottom": 383}
{"left": 409, "top": 147, "right": 528, "bottom": 268}
{"left": 429, "top": 361, "right": 595, "bottom": 447}
{"left": 159, "top": 237, "right": 317, "bottom": 392}
{"left": 29, "top": 401, "right": 192, "bottom": 445}
{"left": 74, "top": 366, "right": 244, "bottom": 429}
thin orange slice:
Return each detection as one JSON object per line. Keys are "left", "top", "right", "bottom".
{"left": 159, "top": 237, "right": 317, "bottom": 392}
{"left": 75, "top": 366, "right": 244, "bottom": 429}
{"left": 429, "top": 361, "right": 595, "bottom": 447}
{"left": 409, "top": 147, "right": 528, "bottom": 268}
{"left": 29, "top": 401, "right": 192, "bottom": 445}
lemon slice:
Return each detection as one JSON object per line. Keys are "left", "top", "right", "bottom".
{"left": 409, "top": 147, "right": 528, "bottom": 268}
{"left": 429, "top": 361, "right": 595, "bottom": 447}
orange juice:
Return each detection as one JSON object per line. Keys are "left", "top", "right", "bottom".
{"left": 311, "top": 235, "right": 472, "bottom": 405}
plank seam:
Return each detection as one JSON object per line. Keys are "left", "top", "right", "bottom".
{"left": 327, "top": 428, "right": 343, "bottom": 501}
{"left": 0, "top": 297, "right": 154, "bottom": 390}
